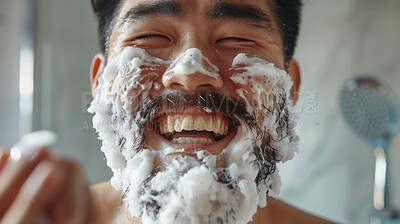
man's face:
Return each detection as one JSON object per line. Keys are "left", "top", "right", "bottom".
{"left": 89, "top": 0, "right": 300, "bottom": 223}
{"left": 104, "top": 0, "right": 291, "bottom": 152}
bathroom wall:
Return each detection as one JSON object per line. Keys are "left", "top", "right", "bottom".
{"left": 279, "top": 1, "right": 400, "bottom": 223}
{"left": 0, "top": 0, "right": 22, "bottom": 146}
{"left": 33, "top": 0, "right": 112, "bottom": 184}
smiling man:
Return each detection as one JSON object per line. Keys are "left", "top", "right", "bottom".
{"left": 88, "top": 0, "right": 333, "bottom": 223}
{"left": 0, "top": 0, "right": 336, "bottom": 224}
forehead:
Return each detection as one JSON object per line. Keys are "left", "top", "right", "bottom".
{"left": 115, "top": 0, "right": 274, "bottom": 21}
{"left": 106, "top": 0, "right": 284, "bottom": 64}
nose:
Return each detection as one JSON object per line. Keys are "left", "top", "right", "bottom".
{"left": 162, "top": 49, "right": 223, "bottom": 92}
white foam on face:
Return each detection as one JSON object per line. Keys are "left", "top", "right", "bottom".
{"left": 88, "top": 47, "right": 168, "bottom": 191}
{"left": 230, "top": 53, "right": 298, "bottom": 163}
{"left": 164, "top": 48, "right": 220, "bottom": 79}
{"left": 88, "top": 47, "right": 298, "bottom": 224}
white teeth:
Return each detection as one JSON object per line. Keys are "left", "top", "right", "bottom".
{"left": 206, "top": 118, "right": 213, "bottom": 132}
{"left": 195, "top": 116, "right": 206, "bottom": 131}
{"left": 160, "top": 114, "right": 229, "bottom": 136}
{"left": 174, "top": 118, "right": 183, "bottom": 132}
{"left": 168, "top": 116, "right": 174, "bottom": 133}
{"left": 214, "top": 116, "right": 221, "bottom": 134}
{"left": 161, "top": 119, "right": 168, "bottom": 135}
{"left": 182, "top": 116, "right": 195, "bottom": 131}
{"left": 219, "top": 122, "right": 225, "bottom": 136}
{"left": 172, "top": 138, "right": 186, "bottom": 144}
{"left": 195, "top": 138, "right": 213, "bottom": 144}
{"left": 172, "top": 137, "right": 213, "bottom": 144}
{"left": 186, "top": 137, "right": 193, "bottom": 144}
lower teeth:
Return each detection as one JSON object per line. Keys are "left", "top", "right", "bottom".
{"left": 172, "top": 137, "right": 213, "bottom": 144}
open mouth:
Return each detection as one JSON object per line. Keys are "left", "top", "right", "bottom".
{"left": 153, "top": 112, "right": 237, "bottom": 146}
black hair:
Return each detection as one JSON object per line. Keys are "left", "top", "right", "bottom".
{"left": 91, "top": 0, "right": 302, "bottom": 62}
{"left": 91, "top": 0, "right": 122, "bottom": 55}
{"left": 269, "top": 0, "right": 303, "bottom": 62}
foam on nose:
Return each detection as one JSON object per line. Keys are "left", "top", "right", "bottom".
{"left": 165, "top": 48, "right": 220, "bottom": 79}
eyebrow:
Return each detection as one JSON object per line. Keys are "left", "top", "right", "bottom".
{"left": 208, "top": 2, "right": 274, "bottom": 31}
{"left": 122, "top": 0, "right": 181, "bottom": 22}
{"left": 120, "top": 1, "right": 273, "bottom": 31}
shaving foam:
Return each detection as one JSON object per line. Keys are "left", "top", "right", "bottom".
{"left": 88, "top": 47, "right": 298, "bottom": 224}
{"left": 164, "top": 48, "right": 220, "bottom": 79}
{"left": 230, "top": 53, "right": 298, "bottom": 163}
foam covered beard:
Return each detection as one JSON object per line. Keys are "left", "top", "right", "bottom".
{"left": 88, "top": 47, "right": 298, "bottom": 224}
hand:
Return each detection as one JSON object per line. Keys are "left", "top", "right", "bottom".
{"left": 0, "top": 147, "right": 97, "bottom": 224}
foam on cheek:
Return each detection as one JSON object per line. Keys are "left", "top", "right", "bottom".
{"left": 88, "top": 47, "right": 168, "bottom": 190}
{"left": 230, "top": 53, "right": 299, "bottom": 190}
{"left": 231, "top": 54, "right": 294, "bottom": 114}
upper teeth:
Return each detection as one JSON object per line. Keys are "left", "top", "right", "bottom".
{"left": 160, "top": 114, "right": 229, "bottom": 136}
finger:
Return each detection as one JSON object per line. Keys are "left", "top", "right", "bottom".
{"left": 0, "top": 148, "right": 50, "bottom": 218}
{"left": 1, "top": 160, "right": 66, "bottom": 224}
{"left": 85, "top": 186, "right": 99, "bottom": 224}
{"left": 0, "top": 148, "right": 10, "bottom": 173}
{"left": 50, "top": 158, "right": 94, "bottom": 224}
{"left": 32, "top": 214, "right": 52, "bottom": 224}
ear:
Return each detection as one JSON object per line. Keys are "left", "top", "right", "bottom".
{"left": 287, "top": 58, "right": 301, "bottom": 104}
{"left": 90, "top": 53, "right": 105, "bottom": 97}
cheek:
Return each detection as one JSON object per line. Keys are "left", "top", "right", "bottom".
{"left": 110, "top": 65, "right": 166, "bottom": 112}
{"left": 230, "top": 72, "right": 284, "bottom": 121}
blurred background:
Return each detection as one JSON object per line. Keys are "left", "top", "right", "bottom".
{"left": 0, "top": 0, "right": 399, "bottom": 223}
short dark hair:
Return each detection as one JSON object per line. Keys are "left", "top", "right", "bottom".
{"left": 91, "top": 0, "right": 302, "bottom": 62}
{"left": 269, "top": 0, "right": 302, "bottom": 62}
{"left": 91, "top": 0, "right": 122, "bottom": 55}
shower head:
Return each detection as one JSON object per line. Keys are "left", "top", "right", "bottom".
{"left": 340, "top": 75, "right": 400, "bottom": 212}
{"left": 340, "top": 76, "right": 400, "bottom": 148}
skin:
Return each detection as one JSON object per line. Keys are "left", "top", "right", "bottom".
{"left": 0, "top": 147, "right": 97, "bottom": 224}
{"left": 0, "top": 0, "right": 336, "bottom": 223}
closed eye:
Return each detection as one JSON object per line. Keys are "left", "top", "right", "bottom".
{"left": 136, "top": 34, "right": 170, "bottom": 40}
{"left": 128, "top": 34, "right": 172, "bottom": 49}
{"left": 217, "top": 37, "right": 253, "bottom": 43}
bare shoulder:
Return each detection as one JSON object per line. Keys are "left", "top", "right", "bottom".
{"left": 89, "top": 185, "right": 337, "bottom": 224}
{"left": 252, "top": 198, "right": 338, "bottom": 224}
{"left": 90, "top": 181, "right": 123, "bottom": 224}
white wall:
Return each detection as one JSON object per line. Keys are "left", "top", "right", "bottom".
{"left": 0, "top": 0, "right": 21, "bottom": 146}
{"left": 279, "top": 1, "right": 400, "bottom": 223}
{"left": 34, "top": 0, "right": 112, "bottom": 184}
